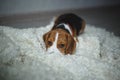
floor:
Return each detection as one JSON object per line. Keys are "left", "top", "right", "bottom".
{"left": 0, "top": 5, "right": 120, "bottom": 36}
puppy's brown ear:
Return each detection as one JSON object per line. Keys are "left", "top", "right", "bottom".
{"left": 43, "top": 32, "right": 50, "bottom": 49}
{"left": 65, "top": 34, "right": 76, "bottom": 55}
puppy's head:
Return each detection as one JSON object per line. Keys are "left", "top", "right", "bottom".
{"left": 43, "top": 29, "right": 76, "bottom": 55}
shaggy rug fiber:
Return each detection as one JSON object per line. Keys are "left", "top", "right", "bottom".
{"left": 0, "top": 21, "right": 120, "bottom": 80}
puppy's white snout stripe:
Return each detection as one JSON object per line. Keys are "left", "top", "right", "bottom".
{"left": 47, "top": 33, "right": 60, "bottom": 54}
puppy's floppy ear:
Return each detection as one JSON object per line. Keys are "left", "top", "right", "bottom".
{"left": 65, "top": 34, "right": 76, "bottom": 55}
{"left": 43, "top": 32, "right": 50, "bottom": 48}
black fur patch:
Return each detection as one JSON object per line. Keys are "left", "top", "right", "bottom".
{"left": 54, "top": 13, "right": 83, "bottom": 35}
{"left": 56, "top": 24, "right": 70, "bottom": 34}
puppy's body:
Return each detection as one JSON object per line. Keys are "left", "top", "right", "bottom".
{"left": 52, "top": 13, "right": 85, "bottom": 37}
{"left": 43, "top": 13, "right": 85, "bottom": 55}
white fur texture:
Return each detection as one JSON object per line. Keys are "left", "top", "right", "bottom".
{"left": 0, "top": 21, "right": 120, "bottom": 80}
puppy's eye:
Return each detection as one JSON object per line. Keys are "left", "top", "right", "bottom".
{"left": 47, "top": 41, "right": 52, "bottom": 46}
{"left": 59, "top": 44, "right": 65, "bottom": 48}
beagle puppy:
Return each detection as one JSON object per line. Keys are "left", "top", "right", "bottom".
{"left": 43, "top": 13, "right": 85, "bottom": 55}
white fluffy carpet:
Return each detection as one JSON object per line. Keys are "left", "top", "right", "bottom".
{"left": 0, "top": 21, "right": 120, "bottom": 80}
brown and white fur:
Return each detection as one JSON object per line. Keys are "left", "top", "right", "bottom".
{"left": 43, "top": 13, "right": 85, "bottom": 55}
